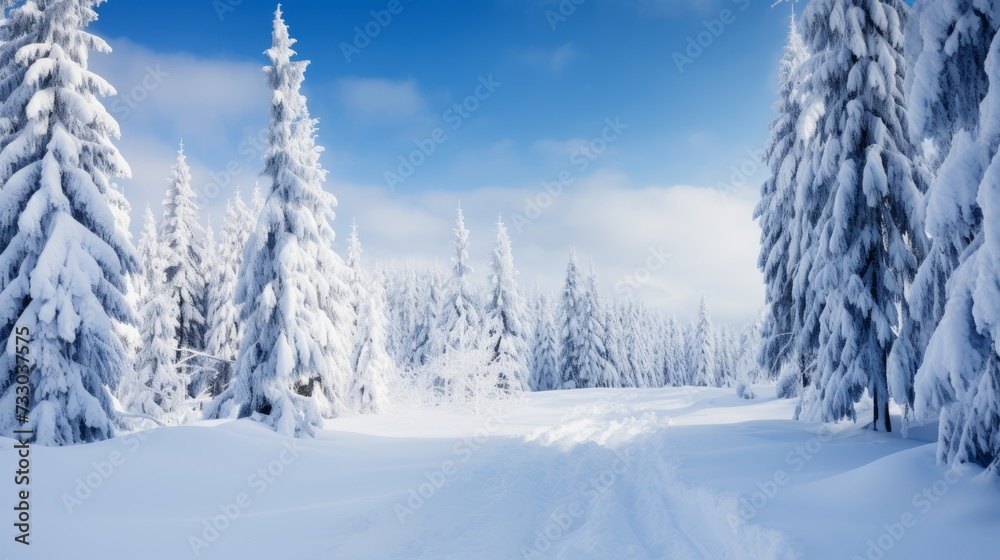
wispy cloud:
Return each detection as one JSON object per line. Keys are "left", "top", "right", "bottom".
{"left": 338, "top": 77, "right": 427, "bottom": 122}
{"left": 521, "top": 43, "right": 578, "bottom": 74}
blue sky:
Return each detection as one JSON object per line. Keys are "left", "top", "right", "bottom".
{"left": 88, "top": 0, "right": 806, "bottom": 326}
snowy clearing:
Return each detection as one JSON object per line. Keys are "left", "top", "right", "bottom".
{"left": 2, "top": 386, "right": 996, "bottom": 560}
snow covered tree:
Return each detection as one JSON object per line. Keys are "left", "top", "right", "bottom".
{"left": 409, "top": 270, "right": 441, "bottom": 369}
{"left": 906, "top": 0, "right": 997, "bottom": 171}
{"left": 350, "top": 289, "right": 395, "bottom": 414}
{"left": 915, "top": 28, "right": 1000, "bottom": 471}
{"left": 890, "top": 0, "right": 1000, "bottom": 432}
{"left": 688, "top": 296, "right": 717, "bottom": 387}
{"left": 530, "top": 293, "right": 560, "bottom": 391}
{"left": 160, "top": 143, "right": 206, "bottom": 371}
{"left": 107, "top": 183, "right": 141, "bottom": 378}
{"left": 756, "top": 10, "right": 810, "bottom": 381}
{"left": 662, "top": 315, "right": 685, "bottom": 386}
{"left": 131, "top": 207, "right": 183, "bottom": 420}
{"left": 434, "top": 208, "right": 481, "bottom": 357}
{"left": 204, "top": 192, "right": 254, "bottom": 397}
{"left": 0, "top": 0, "right": 139, "bottom": 445}
{"left": 737, "top": 313, "right": 765, "bottom": 383}
{"left": 222, "top": 7, "right": 351, "bottom": 436}
{"left": 345, "top": 223, "right": 395, "bottom": 413}
{"left": 482, "top": 217, "right": 529, "bottom": 393}
{"left": 558, "top": 252, "right": 616, "bottom": 389}
{"left": 605, "top": 301, "right": 633, "bottom": 388}
{"left": 797, "top": 0, "right": 927, "bottom": 432}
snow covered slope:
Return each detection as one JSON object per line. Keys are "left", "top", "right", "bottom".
{"left": 1, "top": 387, "right": 996, "bottom": 559}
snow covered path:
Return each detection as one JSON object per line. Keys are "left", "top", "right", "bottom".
{"left": 1, "top": 387, "right": 997, "bottom": 559}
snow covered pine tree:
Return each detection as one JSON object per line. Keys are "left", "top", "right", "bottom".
{"left": 797, "top": 0, "right": 926, "bottom": 432}
{"left": 221, "top": 6, "right": 351, "bottom": 436}
{"left": 0, "top": 0, "right": 139, "bottom": 445}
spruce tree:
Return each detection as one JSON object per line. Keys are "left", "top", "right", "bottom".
{"left": 205, "top": 192, "right": 254, "bottom": 397}
{"left": 434, "top": 208, "right": 481, "bottom": 357}
{"left": 689, "top": 296, "right": 717, "bottom": 387}
{"left": 756, "top": 10, "right": 810, "bottom": 380}
{"left": 915, "top": 28, "right": 1000, "bottom": 471}
{"left": 530, "top": 294, "right": 560, "bottom": 391}
{"left": 797, "top": 0, "right": 927, "bottom": 432}
{"left": 482, "top": 217, "right": 529, "bottom": 393}
{"left": 0, "top": 0, "right": 139, "bottom": 445}
{"left": 890, "top": 0, "right": 999, "bottom": 432}
{"left": 160, "top": 143, "right": 206, "bottom": 367}
{"left": 225, "top": 7, "right": 349, "bottom": 436}
{"left": 132, "top": 207, "right": 183, "bottom": 419}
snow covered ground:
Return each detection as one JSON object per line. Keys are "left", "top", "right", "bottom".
{"left": 2, "top": 386, "right": 997, "bottom": 559}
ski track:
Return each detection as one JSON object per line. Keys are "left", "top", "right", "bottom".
{"left": 337, "top": 394, "right": 798, "bottom": 560}
{"left": 7, "top": 390, "right": 802, "bottom": 560}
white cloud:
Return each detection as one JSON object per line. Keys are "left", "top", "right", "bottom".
{"left": 90, "top": 39, "right": 270, "bottom": 231}
{"left": 92, "top": 39, "right": 268, "bottom": 145}
{"left": 531, "top": 137, "right": 590, "bottom": 156}
{"left": 522, "top": 43, "right": 578, "bottom": 74}
{"left": 338, "top": 77, "right": 426, "bottom": 122}
{"left": 335, "top": 168, "right": 763, "bottom": 327}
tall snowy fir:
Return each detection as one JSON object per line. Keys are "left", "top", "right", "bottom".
{"left": 204, "top": 192, "right": 253, "bottom": 397}
{"left": 482, "top": 218, "right": 529, "bottom": 393}
{"left": 529, "top": 294, "right": 559, "bottom": 391}
{"left": 891, "top": 1, "right": 999, "bottom": 431}
{"left": 915, "top": 22, "right": 1000, "bottom": 471}
{"left": 223, "top": 7, "right": 349, "bottom": 436}
{"left": 558, "top": 252, "right": 615, "bottom": 389}
{"left": 0, "top": 0, "right": 139, "bottom": 445}
{"left": 131, "top": 207, "right": 182, "bottom": 420}
{"left": 756, "top": 10, "right": 810, "bottom": 381}
{"left": 796, "top": 0, "right": 926, "bottom": 432}
{"left": 159, "top": 143, "right": 206, "bottom": 372}
{"left": 585, "top": 265, "right": 619, "bottom": 388}
{"left": 433, "top": 208, "right": 481, "bottom": 357}
{"left": 688, "top": 296, "right": 718, "bottom": 387}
